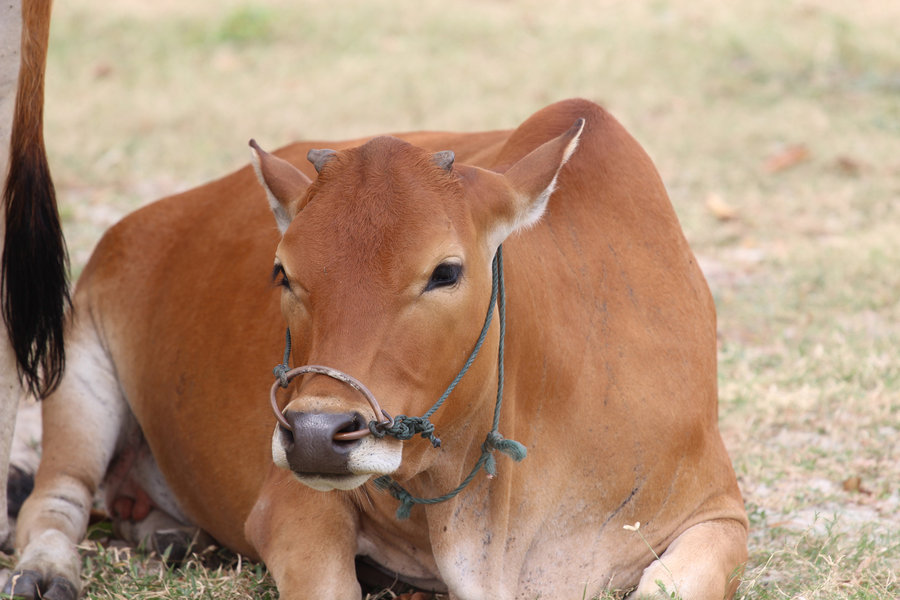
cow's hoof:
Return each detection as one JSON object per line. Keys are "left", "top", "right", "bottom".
{"left": 151, "top": 527, "right": 213, "bottom": 564}
{"left": 1, "top": 570, "right": 77, "bottom": 600}
{"left": 151, "top": 528, "right": 194, "bottom": 563}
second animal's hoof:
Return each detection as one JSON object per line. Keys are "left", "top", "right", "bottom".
{"left": 1, "top": 570, "right": 78, "bottom": 600}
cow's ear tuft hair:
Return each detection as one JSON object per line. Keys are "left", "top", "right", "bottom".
{"left": 249, "top": 139, "right": 312, "bottom": 234}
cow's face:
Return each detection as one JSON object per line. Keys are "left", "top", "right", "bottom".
{"left": 251, "top": 121, "right": 582, "bottom": 492}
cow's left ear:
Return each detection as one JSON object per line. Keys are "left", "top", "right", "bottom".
{"left": 249, "top": 140, "right": 312, "bottom": 234}
{"left": 485, "top": 118, "right": 584, "bottom": 248}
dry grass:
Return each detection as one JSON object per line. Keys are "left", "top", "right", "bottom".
{"left": 3, "top": 0, "right": 898, "bottom": 597}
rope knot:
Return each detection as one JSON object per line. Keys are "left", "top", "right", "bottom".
{"left": 272, "top": 363, "right": 290, "bottom": 388}
{"left": 376, "top": 416, "right": 441, "bottom": 448}
{"left": 368, "top": 420, "right": 387, "bottom": 438}
{"left": 482, "top": 431, "right": 527, "bottom": 477}
{"left": 374, "top": 476, "right": 415, "bottom": 519}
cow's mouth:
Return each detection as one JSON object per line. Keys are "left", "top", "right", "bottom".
{"left": 291, "top": 472, "right": 372, "bottom": 492}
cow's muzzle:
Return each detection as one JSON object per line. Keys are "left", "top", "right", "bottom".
{"left": 278, "top": 410, "right": 365, "bottom": 474}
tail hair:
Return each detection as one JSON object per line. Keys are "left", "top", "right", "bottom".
{"left": 1, "top": 0, "right": 70, "bottom": 398}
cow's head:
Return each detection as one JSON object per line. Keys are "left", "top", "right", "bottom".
{"left": 250, "top": 119, "right": 583, "bottom": 492}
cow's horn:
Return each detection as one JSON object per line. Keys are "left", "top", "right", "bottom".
{"left": 307, "top": 149, "right": 337, "bottom": 173}
{"left": 433, "top": 150, "right": 455, "bottom": 172}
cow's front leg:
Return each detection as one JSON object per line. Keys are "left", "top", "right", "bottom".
{"left": 245, "top": 468, "right": 361, "bottom": 600}
{"left": 630, "top": 518, "right": 748, "bottom": 600}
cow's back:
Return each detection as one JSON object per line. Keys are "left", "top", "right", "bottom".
{"left": 497, "top": 99, "right": 717, "bottom": 430}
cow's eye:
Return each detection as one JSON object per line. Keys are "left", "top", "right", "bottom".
{"left": 271, "top": 264, "right": 290, "bottom": 289}
{"left": 425, "top": 262, "right": 462, "bottom": 291}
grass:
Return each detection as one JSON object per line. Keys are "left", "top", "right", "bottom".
{"left": 78, "top": 544, "right": 277, "bottom": 599}
{"left": 2, "top": 0, "right": 898, "bottom": 597}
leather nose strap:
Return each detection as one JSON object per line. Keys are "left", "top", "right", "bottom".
{"left": 269, "top": 365, "right": 394, "bottom": 440}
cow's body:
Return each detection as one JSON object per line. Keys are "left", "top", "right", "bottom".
{"left": 8, "top": 99, "right": 747, "bottom": 599}
{"left": 1, "top": 0, "right": 68, "bottom": 551}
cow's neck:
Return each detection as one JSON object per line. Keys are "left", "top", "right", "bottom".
{"left": 357, "top": 378, "right": 517, "bottom": 591}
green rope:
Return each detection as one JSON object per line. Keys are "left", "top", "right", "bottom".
{"left": 273, "top": 328, "right": 292, "bottom": 388}
{"left": 373, "top": 246, "right": 527, "bottom": 519}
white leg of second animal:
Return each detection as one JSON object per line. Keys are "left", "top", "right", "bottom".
{"left": 9, "top": 313, "right": 127, "bottom": 599}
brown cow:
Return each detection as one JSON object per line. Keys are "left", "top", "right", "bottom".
{"left": 6, "top": 99, "right": 747, "bottom": 599}
{"left": 1, "top": 0, "right": 69, "bottom": 551}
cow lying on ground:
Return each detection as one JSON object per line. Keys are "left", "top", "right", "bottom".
{"left": 5, "top": 98, "right": 748, "bottom": 599}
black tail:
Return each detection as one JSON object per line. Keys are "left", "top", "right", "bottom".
{"left": 1, "top": 0, "right": 69, "bottom": 398}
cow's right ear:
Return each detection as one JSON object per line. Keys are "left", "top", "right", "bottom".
{"left": 249, "top": 140, "right": 312, "bottom": 234}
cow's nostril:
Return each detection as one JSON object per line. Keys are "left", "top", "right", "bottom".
{"left": 333, "top": 413, "right": 366, "bottom": 447}
{"left": 278, "top": 423, "right": 294, "bottom": 447}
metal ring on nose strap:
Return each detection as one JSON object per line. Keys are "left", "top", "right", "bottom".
{"left": 269, "top": 365, "right": 395, "bottom": 440}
